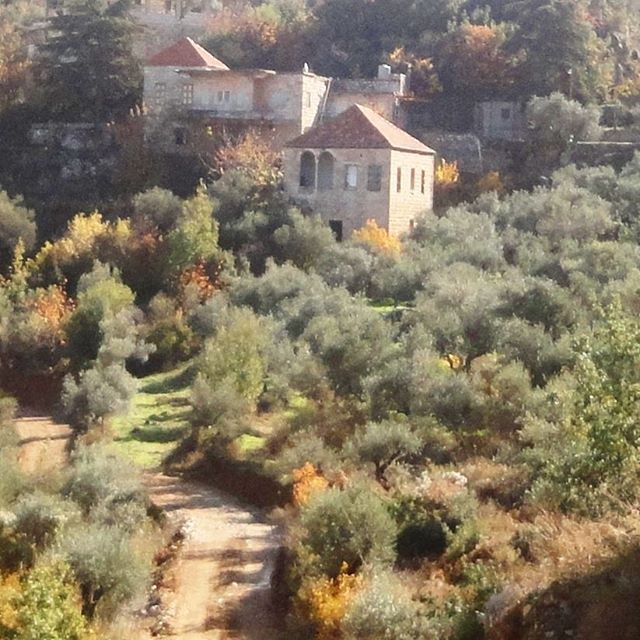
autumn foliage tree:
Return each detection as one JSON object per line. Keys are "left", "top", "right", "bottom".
{"left": 437, "top": 23, "right": 517, "bottom": 102}
{"left": 352, "top": 220, "right": 401, "bottom": 256}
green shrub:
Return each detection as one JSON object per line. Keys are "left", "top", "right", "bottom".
{"left": 390, "top": 496, "right": 448, "bottom": 560}
{"left": 0, "top": 191, "right": 36, "bottom": 271}
{"left": 296, "top": 484, "right": 396, "bottom": 579}
{"left": 345, "top": 419, "right": 422, "bottom": 484}
{"left": 194, "top": 306, "right": 268, "bottom": 408}
{"left": 145, "top": 295, "right": 195, "bottom": 371}
{"left": 59, "top": 523, "right": 151, "bottom": 619}
{"left": 63, "top": 446, "right": 143, "bottom": 516}
{"left": 343, "top": 570, "right": 428, "bottom": 640}
{"left": 132, "top": 187, "right": 183, "bottom": 232}
{"left": 13, "top": 493, "right": 76, "bottom": 550}
{"left": 396, "top": 520, "right": 447, "bottom": 560}
{"left": 15, "top": 561, "right": 89, "bottom": 640}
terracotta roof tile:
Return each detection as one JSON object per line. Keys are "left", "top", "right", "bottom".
{"left": 286, "top": 105, "right": 435, "bottom": 154}
{"left": 147, "top": 37, "right": 229, "bottom": 69}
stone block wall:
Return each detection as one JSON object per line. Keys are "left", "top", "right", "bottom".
{"left": 387, "top": 149, "right": 434, "bottom": 236}
{"left": 283, "top": 146, "right": 392, "bottom": 237}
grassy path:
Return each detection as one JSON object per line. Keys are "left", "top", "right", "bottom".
{"left": 110, "top": 366, "right": 192, "bottom": 468}
{"left": 112, "top": 366, "right": 282, "bottom": 639}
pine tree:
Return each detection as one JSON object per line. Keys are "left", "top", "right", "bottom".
{"left": 39, "top": 0, "right": 141, "bottom": 122}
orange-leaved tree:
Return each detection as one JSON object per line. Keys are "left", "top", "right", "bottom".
{"left": 292, "top": 462, "right": 329, "bottom": 507}
{"left": 352, "top": 219, "right": 401, "bottom": 256}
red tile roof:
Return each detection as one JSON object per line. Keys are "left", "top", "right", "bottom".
{"left": 286, "top": 105, "right": 435, "bottom": 154}
{"left": 147, "top": 37, "right": 229, "bottom": 69}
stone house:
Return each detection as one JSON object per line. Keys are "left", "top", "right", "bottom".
{"left": 282, "top": 105, "right": 435, "bottom": 239}
{"left": 143, "top": 38, "right": 408, "bottom": 150}
{"left": 473, "top": 101, "right": 526, "bottom": 141}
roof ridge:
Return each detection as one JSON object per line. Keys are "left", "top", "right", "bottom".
{"left": 147, "top": 37, "right": 230, "bottom": 70}
{"left": 285, "top": 104, "right": 435, "bottom": 154}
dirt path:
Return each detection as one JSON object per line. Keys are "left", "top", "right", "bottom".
{"left": 144, "top": 473, "right": 282, "bottom": 640}
{"left": 13, "top": 413, "right": 282, "bottom": 639}
{"left": 14, "top": 413, "right": 72, "bottom": 474}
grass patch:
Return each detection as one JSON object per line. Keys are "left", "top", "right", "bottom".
{"left": 368, "top": 299, "right": 412, "bottom": 315}
{"left": 110, "top": 366, "right": 193, "bottom": 469}
{"left": 234, "top": 434, "right": 266, "bottom": 455}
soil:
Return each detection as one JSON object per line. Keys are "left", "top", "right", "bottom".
{"left": 14, "top": 412, "right": 72, "bottom": 473}
{"left": 143, "top": 473, "right": 283, "bottom": 640}
{"left": 14, "top": 413, "right": 283, "bottom": 640}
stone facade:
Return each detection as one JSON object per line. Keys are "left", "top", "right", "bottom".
{"left": 283, "top": 105, "right": 435, "bottom": 238}
{"left": 474, "top": 101, "right": 526, "bottom": 141}
{"left": 143, "top": 40, "right": 408, "bottom": 151}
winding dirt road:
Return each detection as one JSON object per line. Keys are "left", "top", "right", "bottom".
{"left": 15, "top": 413, "right": 72, "bottom": 473}
{"left": 14, "top": 412, "right": 282, "bottom": 640}
{"left": 144, "top": 474, "right": 282, "bottom": 640}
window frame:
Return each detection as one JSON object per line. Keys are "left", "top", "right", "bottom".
{"left": 367, "top": 164, "right": 382, "bottom": 192}
{"left": 182, "top": 83, "right": 194, "bottom": 106}
{"left": 154, "top": 82, "right": 166, "bottom": 105}
{"left": 344, "top": 164, "right": 359, "bottom": 190}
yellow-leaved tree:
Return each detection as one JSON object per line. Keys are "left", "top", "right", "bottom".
{"left": 352, "top": 219, "right": 401, "bottom": 256}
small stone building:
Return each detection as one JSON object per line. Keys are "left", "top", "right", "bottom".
{"left": 473, "top": 101, "right": 526, "bottom": 141}
{"left": 283, "top": 105, "right": 435, "bottom": 238}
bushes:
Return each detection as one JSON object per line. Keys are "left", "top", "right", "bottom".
{"left": 132, "top": 186, "right": 183, "bottom": 233}
{"left": 345, "top": 420, "right": 422, "bottom": 484}
{"left": 59, "top": 523, "right": 151, "bottom": 619}
{"left": 524, "top": 302, "right": 640, "bottom": 513}
{"left": 295, "top": 484, "right": 397, "bottom": 579}
{"left": 342, "top": 571, "right": 427, "bottom": 640}
{"left": 193, "top": 307, "right": 269, "bottom": 414}
{"left": 0, "top": 191, "right": 36, "bottom": 271}
{"left": 62, "top": 363, "right": 138, "bottom": 432}
{"left": 15, "top": 561, "right": 89, "bottom": 640}
{"left": 13, "top": 493, "right": 75, "bottom": 550}
{"left": 63, "top": 446, "right": 144, "bottom": 517}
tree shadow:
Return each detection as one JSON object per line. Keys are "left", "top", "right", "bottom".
{"left": 141, "top": 366, "right": 195, "bottom": 395}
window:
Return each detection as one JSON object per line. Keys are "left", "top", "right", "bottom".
{"left": 409, "top": 219, "right": 415, "bottom": 232}
{"left": 410, "top": 168, "right": 416, "bottom": 191}
{"left": 318, "top": 152, "right": 335, "bottom": 191}
{"left": 299, "top": 151, "right": 316, "bottom": 189}
{"left": 182, "top": 83, "right": 194, "bottom": 105}
{"left": 329, "top": 220, "right": 343, "bottom": 242}
{"left": 344, "top": 164, "right": 358, "bottom": 189}
{"left": 501, "top": 107, "right": 511, "bottom": 120}
{"left": 154, "top": 82, "right": 166, "bottom": 105}
{"left": 304, "top": 91, "right": 312, "bottom": 108}
{"left": 396, "top": 167, "right": 402, "bottom": 192}
{"left": 367, "top": 165, "right": 382, "bottom": 191}
{"left": 174, "top": 128, "right": 188, "bottom": 146}
{"left": 421, "top": 169, "right": 426, "bottom": 194}
{"left": 216, "top": 90, "right": 231, "bottom": 103}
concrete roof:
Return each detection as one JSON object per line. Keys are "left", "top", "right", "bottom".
{"left": 147, "top": 37, "right": 229, "bottom": 70}
{"left": 285, "top": 105, "right": 435, "bottom": 155}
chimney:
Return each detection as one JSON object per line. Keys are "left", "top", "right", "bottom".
{"left": 377, "top": 64, "right": 391, "bottom": 79}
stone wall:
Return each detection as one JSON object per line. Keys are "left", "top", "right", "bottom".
{"left": 283, "top": 146, "right": 435, "bottom": 237}
{"left": 388, "top": 149, "right": 434, "bottom": 236}
{"left": 283, "top": 146, "right": 393, "bottom": 237}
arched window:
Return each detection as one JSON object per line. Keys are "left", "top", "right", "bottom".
{"left": 317, "top": 151, "right": 335, "bottom": 191}
{"left": 299, "top": 151, "right": 316, "bottom": 189}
